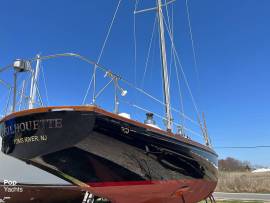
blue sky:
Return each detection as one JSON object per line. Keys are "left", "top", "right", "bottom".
{"left": 1, "top": 0, "right": 270, "bottom": 182}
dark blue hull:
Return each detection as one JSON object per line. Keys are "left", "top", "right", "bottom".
{"left": 1, "top": 106, "right": 218, "bottom": 203}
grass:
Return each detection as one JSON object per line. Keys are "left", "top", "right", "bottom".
{"left": 216, "top": 201, "right": 263, "bottom": 203}
{"left": 215, "top": 171, "right": 270, "bottom": 193}
{"left": 200, "top": 201, "right": 264, "bottom": 203}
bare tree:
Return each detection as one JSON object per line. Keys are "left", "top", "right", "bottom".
{"left": 218, "top": 157, "right": 251, "bottom": 172}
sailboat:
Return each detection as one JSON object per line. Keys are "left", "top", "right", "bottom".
{"left": 0, "top": 1, "right": 218, "bottom": 203}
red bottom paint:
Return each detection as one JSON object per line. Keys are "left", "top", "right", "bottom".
{"left": 83, "top": 179, "right": 217, "bottom": 203}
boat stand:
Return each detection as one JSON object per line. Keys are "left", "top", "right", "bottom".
{"left": 82, "top": 191, "right": 95, "bottom": 203}
{"left": 204, "top": 194, "right": 216, "bottom": 203}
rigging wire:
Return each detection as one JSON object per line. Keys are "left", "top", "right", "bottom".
{"left": 3, "top": 52, "right": 202, "bottom": 136}
{"left": 0, "top": 79, "right": 11, "bottom": 88}
{"left": 21, "top": 73, "right": 32, "bottom": 110}
{"left": 1, "top": 73, "right": 32, "bottom": 113}
{"left": 0, "top": 3, "right": 205, "bottom": 139}
{"left": 0, "top": 89, "right": 10, "bottom": 115}
{"left": 132, "top": 0, "right": 141, "bottom": 120}
{"left": 0, "top": 66, "right": 13, "bottom": 115}
{"left": 185, "top": 0, "right": 200, "bottom": 86}
{"left": 166, "top": 3, "right": 174, "bottom": 86}
{"left": 31, "top": 72, "right": 44, "bottom": 107}
{"left": 134, "top": 0, "right": 139, "bottom": 86}
{"left": 19, "top": 72, "right": 33, "bottom": 110}
{"left": 94, "top": 78, "right": 114, "bottom": 99}
{"left": 120, "top": 99, "right": 201, "bottom": 137}
{"left": 41, "top": 61, "right": 50, "bottom": 106}
{"left": 164, "top": 0, "right": 186, "bottom": 129}
{"left": 157, "top": 13, "right": 166, "bottom": 113}
{"left": 161, "top": 10, "right": 208, "bottom": 140}
{"left": 141, "top": 14, "right": 157, "bottom": 87}
{"left": 30, "top": 53, "right": 201, "bottom": 128}
{"left": 18, "top": 80, "right": 26, "bottom": 111}
{"left": 172, "top": 37, "right": 186, "bottom": 130}
{"left": 214, "top": 146, "right": 270, "bottom": 149}
{"left": 83, "top": 0, "right": 122, "bottom": 104}
{"left": 82, "top": 73, "right": 94, "bottom": 104}
{"left": 36, "top": 84, "right": 44, "bottom": 107}
{"left": 162, "top": 1, "right": 188, "bottom": 133}
{"left": 0, "top": 65, "right": 12, "bottom": 73}
{"left": 4, "top": 88, "right": 12, "bottom": 116}
{"left": 162, "top": 12, "right": 201, "bottom": 123}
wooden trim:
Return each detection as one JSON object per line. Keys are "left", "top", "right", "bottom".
{"left": 0, "top": 105, "right": 217, "bottom": 155}
{"left": 0, "top": 106, "right": 96, "bottom": 121}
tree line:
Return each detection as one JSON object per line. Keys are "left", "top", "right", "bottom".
{"left": 218, "top": 157, "right": 251, "bottom": 171}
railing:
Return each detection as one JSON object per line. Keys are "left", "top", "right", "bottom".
{"left": 0, "top": 53, "right": 210, "bottom": 146}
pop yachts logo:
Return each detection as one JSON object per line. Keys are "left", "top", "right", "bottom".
{"left": 3, "top": 180, "right": 23, "bottom": 193}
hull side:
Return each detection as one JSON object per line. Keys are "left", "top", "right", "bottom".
{"left": 1, "top": 107, "right": 218, "bottom": 203}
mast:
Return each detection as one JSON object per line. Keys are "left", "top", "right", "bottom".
{"left": 157, "top": 0, "right": 173, "bottom": 131}
{"left": 29, "top": 54, "right": 41, "bottom": 109}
